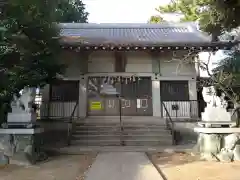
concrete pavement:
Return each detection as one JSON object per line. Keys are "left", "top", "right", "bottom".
{"left": 85, "top": 152, "right": 163, "bottom": 180}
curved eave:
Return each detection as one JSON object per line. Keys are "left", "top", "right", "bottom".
{"left": 60, "top": 40, "right": 239, "bottom": 51}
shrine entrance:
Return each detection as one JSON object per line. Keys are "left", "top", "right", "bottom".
{"left": 87, "top": 76, "right": 153, "bottom": 116}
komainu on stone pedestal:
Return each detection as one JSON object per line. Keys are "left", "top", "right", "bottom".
{"left": 195, "top": 86, "right": 240, "bottom": 162}
{"left": 6, "top": 87, "right": 37, "bottom": 126}
{"left": 201, "top": 86, "right": 232, "bottom": 125}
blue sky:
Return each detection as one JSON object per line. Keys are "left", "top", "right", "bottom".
{"left": 83, "top": 0, "right": 171, "bottom": 23}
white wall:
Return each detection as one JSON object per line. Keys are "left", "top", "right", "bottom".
{"left": 87, "top": 51, "right": 152, "bottom": 73}
{"left": 160, "top": 60, "right": 196, "bottom": 77}
{"left": 88, "top": 51, "right": 115, "bottom": 72}
{"left": 125, "top": 51, "right": 152, "bottom": 72}
{"left": 87, "top": 51, "right": 196, "bottom": 76}
{"left": 159, "top": 52, "right": 197, "bottom": 77}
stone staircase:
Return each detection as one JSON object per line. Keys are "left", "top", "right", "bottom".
{"left": 70, "top": 116, "right": 173, "bottom": 146}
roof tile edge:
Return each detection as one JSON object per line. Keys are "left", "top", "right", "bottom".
{"left": 58, "top": 22, "right": 198, "bottom": 29}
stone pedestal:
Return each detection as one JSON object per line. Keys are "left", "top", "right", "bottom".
{"left": 7, "top": 113, "right": 37, "bottom": 123}
{"left": 0, "top": 128, "right": 46, "bottom": 166}
{"left": 194, "top": 128, "right": 240, "bottom": 162}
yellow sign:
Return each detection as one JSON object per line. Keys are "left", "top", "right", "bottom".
{"left": 90, "top": 101, "right": 102, "bottom": 110}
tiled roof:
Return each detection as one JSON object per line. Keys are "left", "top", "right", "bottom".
{"left": 59, "top": 22, "right": 212, "bottom": 46}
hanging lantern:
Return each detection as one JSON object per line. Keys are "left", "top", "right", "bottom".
{"left": 117, "top": 76, "right": 121, "bottom": 82}
{"left": 129, "top": 76, "right": 132, "bottom": 82}
{"left": 104, "top": 76, "right": 108, "bottom": 83}
{"left": 132, "top": 76, "right": 136, "bottom": 82}
{"left": 173, "top": 51, "right": 177, "bottom": 58}
{"left": 110, "top": 76, "right": 113, "bottom": 84}
{"left": 107, "top": 76, "right": 111, "bottom": 84}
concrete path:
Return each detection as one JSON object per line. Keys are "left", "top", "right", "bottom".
{"left": 85, "top": 152, "right": 163, "bottom": 180}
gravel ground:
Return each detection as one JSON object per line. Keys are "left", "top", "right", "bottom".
{"left": 149, "top": 152, "right": 240, "bottom": 180}
{"left": 0, "top": 153, "right": 97, "bottom": 180}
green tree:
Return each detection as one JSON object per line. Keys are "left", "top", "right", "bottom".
{"left": 0, "top": 0, "right": 64, "bottom": 123}
{"left": 212, "top": 48, "right": 240, "bottom": 100}
{"left": 150, "top": 0, "right": 240, "bottom": 38}
{"left": 149, "top": 0, "right": 201, "bottom": 23}
{"left": 56, "top": 0, "right": 89, "bottom": 23}
{"left": 149, "top": 15, "right": 165, "bottom": 23}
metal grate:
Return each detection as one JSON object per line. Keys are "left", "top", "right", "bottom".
{"left": 160, "top": 81, "right": 189, "bottom": 101}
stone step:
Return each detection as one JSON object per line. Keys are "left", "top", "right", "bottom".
{"left": 70, "top": 139, "right": 172, "bottom": 146}
{"left": 72, "top": 134, "right": 172, "bottom": 139}
{"left": 73, "top": 129, "right": 170, "bottom": 136}
{"left": 74, "top": 123, "right": 166, "bottom": 128}
{"left": 84, "top": 116, "right": 162, "bottom": 120}
{"left": 73, "top": 127, "right": 121, "bottom": 132}
{"left": 74, "top": 125, "right": 167, "bottom": 130}
{"left": 123, "top": 140, "right": 172, "bottom": 146}
{"left": 71, "top": 118, "right": 173, "bottom": 146}
{"left": 73, "top": 130, "right": 170, "bottom": 135}
{"left": 74, "top": 126, "right": 168, "bottom": 131}
{"left": 73, "top": 129, "right": 120, "bottom": 134}
{"left": 71, "top": 139, "right": 121, "bottom": 146}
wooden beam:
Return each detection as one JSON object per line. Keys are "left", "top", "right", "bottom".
{"left": 114, "top": 51, "right": 126, "bottom": 72}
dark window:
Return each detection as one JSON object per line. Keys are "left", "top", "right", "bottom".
{"left": 117, "top": 77, "right": 152, "bottom": 98}
{"left": 161, "top": 81, "right": 189, "bottom": 101}
{"left": 50, "top": 80, "right": 79, "bottom": 101}
{"left": 136, "top": 77, "right": 152, "bottom": 98}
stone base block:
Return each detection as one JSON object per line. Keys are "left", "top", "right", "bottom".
{"left": 0, "top": 133, "right": 47, "bottom": 165}
{"left": 7, "top": 113, "right": 37, "bottom": 123}
{"left": 196, "top": 132, "right": 240, "bottom": 162}
{"left": 194, "top": 127, "right": 240, "bottom": 133}
{"left": 0, "top": 153, "right": 9, "bottom": 167}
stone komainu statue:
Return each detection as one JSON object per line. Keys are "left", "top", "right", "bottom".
{"left": 202, "top": 86, "right": 228, "bottom": 109}
{"left": 11, "top": 88, "right": 36, "bottom": 113}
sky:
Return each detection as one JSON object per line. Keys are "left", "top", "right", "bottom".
{"left": 82, "top": 0, "right": 171, "bottom": 23}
